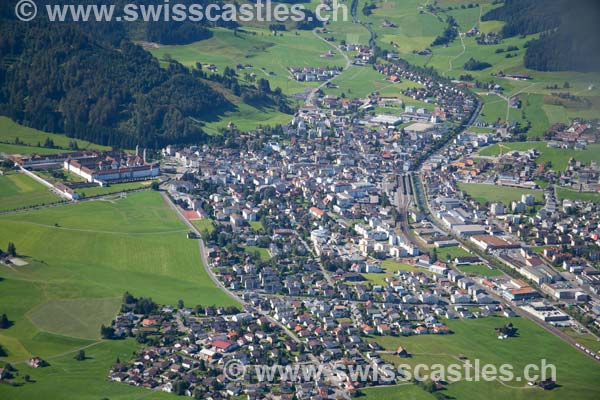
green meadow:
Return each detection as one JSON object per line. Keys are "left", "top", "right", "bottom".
{"left": 478, "top": 142, "right": 600, "bottom": 172}
{"left": 192, "top": 218, "right": 216, "bottom": 235}
{"left": 374, "top": 317, "right": 600, "bottom": 400}
{"left": 149, "top": 27, "right": 346, "bottom": 96}
{"left": 0, "top": 191, "right": 237, "bottom": 398}
{"left": 358, "top": 0, "right": 600, "bottom": 134}
{"left": 75, "top": 180, "right": 156, "bottom": 198}
{"left": 555, "top": 187, "right": 600, "bottom": 202}
{"left": 458, "top": 182, "right": 543, "bottom": 207}
{"left": 0, "top": 171, "right": 62, "bottom": 212}
{"left": 244, "top": 245, "right": 272, "bottom": 261}
{"left": 362, "top": 383, "right": 436, "bottom": 399}
{"left": 458, "top": 263, "right": 503, "bottom": 277}
{"left": 438, "top": 245, "right": 473, "bottom": 260}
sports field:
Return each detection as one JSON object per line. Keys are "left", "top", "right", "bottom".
{"left": 0, "top": 171, "right": 61, "bottom": 212}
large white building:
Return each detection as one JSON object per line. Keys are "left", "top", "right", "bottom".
{"left": 64, "top": 153, "right": 159, "bottom": 185}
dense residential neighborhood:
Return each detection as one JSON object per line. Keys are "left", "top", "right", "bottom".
{"left": 1, "top": 1, "right": 599, "bottom": 399}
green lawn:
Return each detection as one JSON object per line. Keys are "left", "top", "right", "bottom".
{"left": 458, "top": 182, "right": 543, "bottom": 207}
{"left": 478, "top": 142, "right": 600, "bottom": 172}
{"left": 0, "top": 339, "right": 175, "bottom": 400}
{"left": 149, "top": 27, "right": 346, "bottom": 96}
{"left": 362, "top": 384, "right": 435, "bottom": 399}
{"left": 479, "top": 93, "right": 507, "bottom": 124}
{"left": 75, "top": 180, "right": 155, "bottom": 198}
{"left": 438, "top": 245, "right": 473, "bottom": 261}
{"left": 249, "top": 220, "right": 265, "bottom": 232}
{"left": 192, "top": 218, "right": 215, "bottom": 235}
{"left": 458, "top": 264, "right": 503, "bottom": 277}
{"left": 0, "top": 171, "right": 62, "bottom": 212}
{"left": 0, "top": 143, "right": 68, "bottom": 156}
{"left": 373, "top": 317, "right": 600, "bottom": 400}
{"left": 556, "top": 187, "right": 600, "bottom": 202}
{"left": 0, "top": 191, "right": 237, "bottom": 398}
{"left": 27, "top": 298, "right": 121, "bottom": 340}
{"left": 244, "top": 245, "right": 271, "bottom": 261}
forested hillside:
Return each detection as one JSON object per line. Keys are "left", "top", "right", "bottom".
{"left": 482, "top": 0, "right": 600, "bottom": 72}
{"left": 0, "top": 21, "right": 234, "bottom": 148}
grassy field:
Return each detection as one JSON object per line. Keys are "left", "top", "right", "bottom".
{"left": 147, "top": 26, "right": 347, "bottom": 132}
{"left": 373, "top": 317, "right": 600, "bottom": 400}
{"left": 363, "top": 260, "right": 432, "bottom": 286}
{"left": 555, "top": 187, "right": 600, "bottom": 202}
{"left": 359, "top": 0, "right": 600, "bottom": 133}
{"left": 479, "top": 93, "right": 508, "bottom": 124}
{"left": 249, "top": 220, "right": 265, "bottom": 232}
{"left": 0, "top": 339, "right": 174, "bottom": 400}
{"left": 149, "top": 27, "right": 346, "bottom": 96}
{"left": 559, "top": 328, "right": 600, "bottom": 353}
{"left": 0, "top": 171, "right": 62, "bottom": 212}
{"left": 75, "top": 180, "right": 155, "bottom": 198}
{"left": 0, "top": 191, "right": 236, "bottom": 398}
{"left": 478, "top": 142, "right": 600, "bottom": 172}
{"left": 438, "top": 245, "right": 473, "bottom": 261}
{"left": 458, "top": 264, "right": 503, "bottom": 277}
{"left": 362, "top": 384, "right": 435, "bottom": 399}
{"left": 244, "top": 245, "right": 271, "bottom": 261}
{"left": 0, "top": 143, "right": 68, "bottom": 156}
{"left": 27, "top": 298, "right": 121, "bottom": 340}
{"left": 0, "top": 116, "right": 109, "bottom": 153}
{"left": 458, "top": 182, "right": 543, "bottom": 207}
{"left": 192, "top": 218, "right": 215, "bottom": 235}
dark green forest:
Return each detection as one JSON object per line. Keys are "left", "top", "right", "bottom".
{"left": 0, "top": 1, "right": 297, "bottom": 148}
{"left": 483, "top": 0, "right": 600, "bottom": 72}
{"left": 0, "top": 21, "right": 232, "bottom": 148}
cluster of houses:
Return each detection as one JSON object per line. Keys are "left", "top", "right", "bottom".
{"left": 289, "top": 66, "right": 342, "bottom": 82}
{"left": 421, "top": 117, "right": 600, "bottom": 338}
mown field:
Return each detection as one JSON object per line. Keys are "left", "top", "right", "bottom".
{"left": 458, "top": 263, "right": 503, "bottom": 277}
{"left": 555, "top": 187, "right": 600, "bottom": 202}
{"left": 362, "top": 383, "right": 436, "bottom": 399}
{"left": 458, "top": 182, "right": 543, "bottom": 207}
{"left": 0, "top": 191, "right": 237, "bottom": 398}
{"left": 373, "top": 317, "right": 600, "bottom": 400}
{"left": 75, "top": 180, "right": 156, "bottom": 198}
{"left": 0, "top": 171, "right": 62, "bottom": 212}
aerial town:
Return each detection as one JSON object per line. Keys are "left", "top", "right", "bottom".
{"left": 91, "top": 62, "right": 600, "bottom": 398}
{"left": 1, "top": 1, "right": 599, "bottom": 399}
